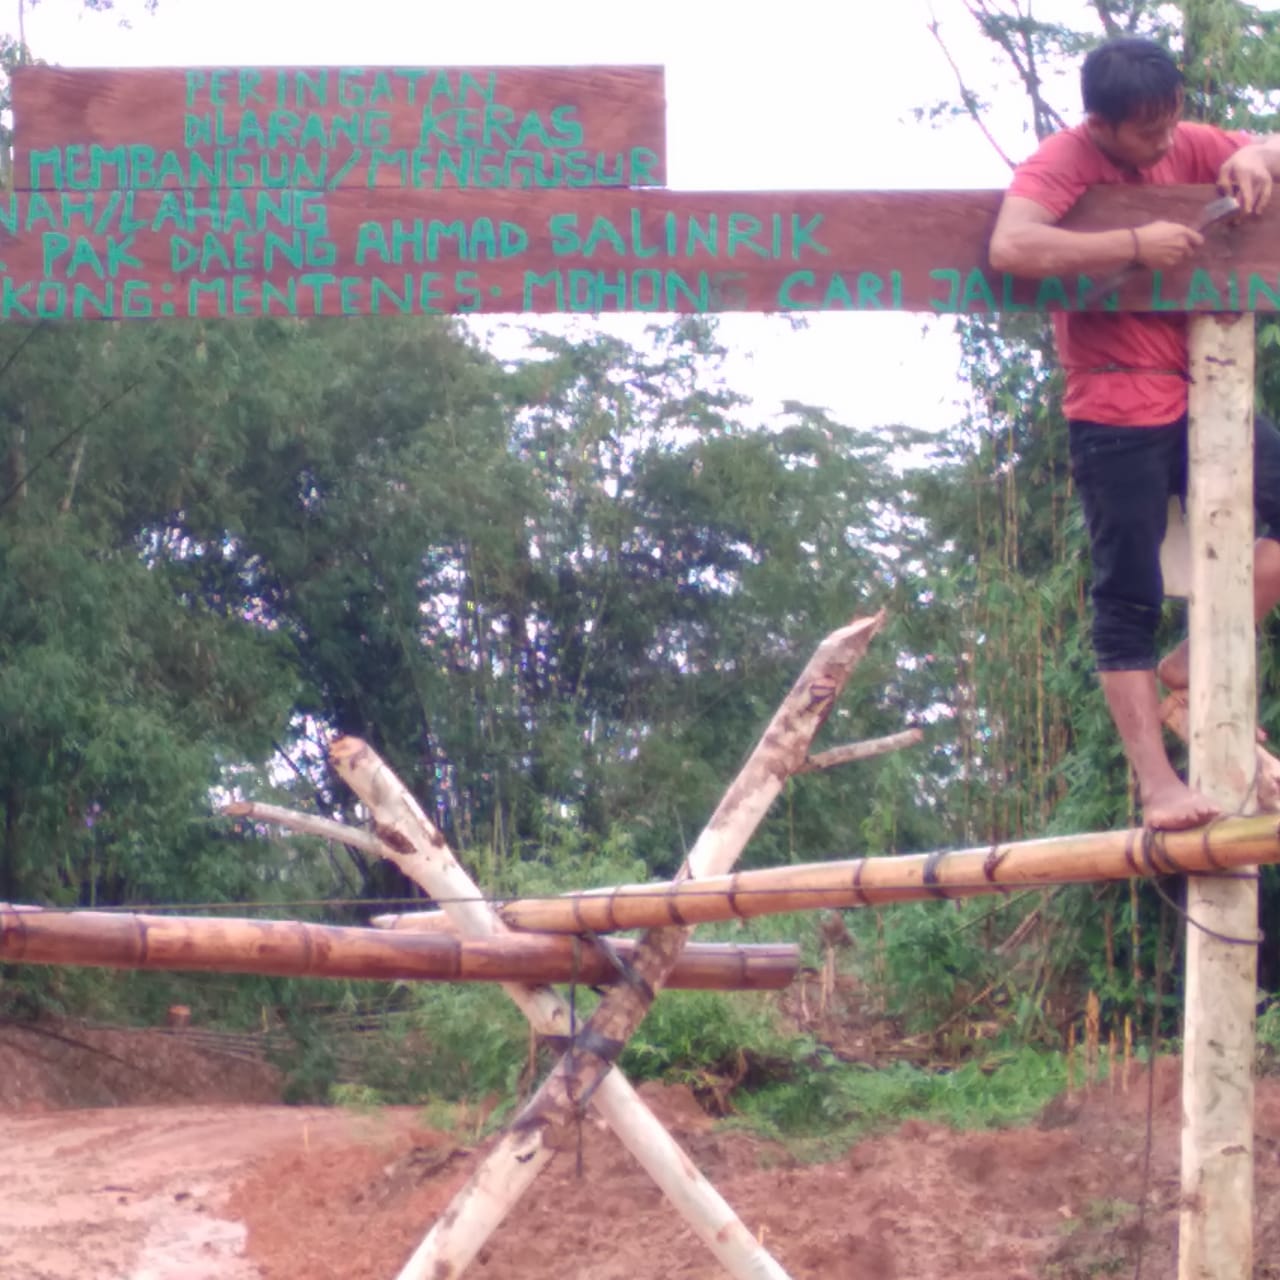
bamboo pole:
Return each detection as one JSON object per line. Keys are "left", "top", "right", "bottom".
{"left": 435, "top": 814, "right": 1280, "bottom": 935}
{"left": 1180, "top": 313, "right": 1258, "bottom": 1280}
{"left": 391, "top": 615, "right": 883, "bottom": 1280}
{"left": 328, "top": 728, "right": 802, "bottom": 1280}
{"left": 0, "top": 904, "right": 799, "bottom": 991}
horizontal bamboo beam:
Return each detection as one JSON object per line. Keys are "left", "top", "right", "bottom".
{"left": 490, "top": 814, "right": 1280, "bottom": 934}
{"left": 0, "top": 904, "right": 798, "bottom": 990}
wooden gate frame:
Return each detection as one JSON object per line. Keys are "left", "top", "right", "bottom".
{"left": 2, "top": 59, "right": 1271, "bottom": 1280}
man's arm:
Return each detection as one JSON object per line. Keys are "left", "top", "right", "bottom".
{"left": 989, "top": 196, "right": 1206, "bottom": 279}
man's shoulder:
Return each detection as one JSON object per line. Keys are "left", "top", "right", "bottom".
{"left": 1174, "top": 120, "right": 1249, "bottom": 142}
{"left": 1166, "top": 120, "right": 1251, "bottom": 180}
{"left": 1020, "top": 123, "right": 1094, "bottom": 162}
{"left": 1012, "top": 124, "right": 1111, "bottom": 180}
{"left": 1007, "top": 125, "right": 1108, "bottom": 216}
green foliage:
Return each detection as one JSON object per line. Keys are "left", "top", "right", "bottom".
{"left": 1256, "top": 992, "right": 1280, "bottom": 1072}
{"left": 271, "top": 1018, "right": 342, "bottom": 1105}
{"left": 733, "top": 1046, "right": 1067, "bottom": 1157}
{"left": 489, "top": 818, "right": 650, "bottom": 904}
{"left": 377, "top": 984, "right": 529, "bottom": 1102}
{"left": 328, "top": 1082, "right": 385, "bottom": 1111}
{"left": 870, "top": 901, "right": 1001, "bottom": 1033}
{"left": 0, "top": 329, "right": 303, "bottom": 919}
{"left": 618, "top": 990, "right": 800, "bottom": 1083}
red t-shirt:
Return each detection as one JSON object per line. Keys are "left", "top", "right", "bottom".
{"left": 1008, "top": 122, "right": 1250, "bottom": 425}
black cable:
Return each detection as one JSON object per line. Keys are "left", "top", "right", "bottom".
{"left": 1146, "top": 872, "right": 1263, "bottom": 948}
{"left": 0, "top": 375, "right": 144, "bottom": 511}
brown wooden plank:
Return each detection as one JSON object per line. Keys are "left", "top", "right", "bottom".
{"left": 0, "top": 184, "right": 1275, "bottom": 320}
{"left": 11, "top": 65, "right": 665, "bottom": 191}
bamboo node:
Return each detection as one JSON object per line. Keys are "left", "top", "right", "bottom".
{"left": 982, "top": 846, "right": 1008, "bottom": 882}
{"left": 922, "top": 851, "right": 950, "bottom": 899}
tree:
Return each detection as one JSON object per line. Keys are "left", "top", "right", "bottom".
{"left": 0, "top": 319, "right": 301, "bottom": 910}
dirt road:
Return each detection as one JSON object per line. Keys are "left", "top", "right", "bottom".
{"left": 0, "top": 1105, "right": 421, "bottom": 1280}
{"left": 6, "top": 1019, "right": 1280, "bottom": 1279}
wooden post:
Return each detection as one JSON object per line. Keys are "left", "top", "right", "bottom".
{"left": 1180, "top": 312, "right": 1259, "bottom": 1280}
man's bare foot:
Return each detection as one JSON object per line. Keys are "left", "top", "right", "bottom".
{"left": 1157, "top": 641, "right": 1189, "bottom": 692}
{"left": 1157, "top": 659, "right": 1267, "bottom": 742}
{"left": 1141, "top": 778, "right": 1221, "bottom": 830}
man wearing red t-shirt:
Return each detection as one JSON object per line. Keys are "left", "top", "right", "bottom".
{"left": 989, "top": 37, "right": 1280, "bottom": 829}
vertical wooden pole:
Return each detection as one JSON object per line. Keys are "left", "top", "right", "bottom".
{"left": 1180, "top": 312, "right": 1258, "bottom": 1280}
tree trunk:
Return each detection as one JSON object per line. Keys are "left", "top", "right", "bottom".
{"left": 1, "top": 787, "right": 19, "bottom": 902}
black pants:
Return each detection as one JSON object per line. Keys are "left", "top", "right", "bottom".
{"left": 1068, "top": 411, "right": 1280, "bottom": 671}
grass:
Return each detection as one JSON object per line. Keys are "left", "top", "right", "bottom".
{"left": 727, "top": 1044, "right": 1069, "bottom": 1160}
{"left": 324, "top": 961, "right": 1071, "bottom": 1166}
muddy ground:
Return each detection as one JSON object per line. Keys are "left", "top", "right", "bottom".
{"left": 4, "top": 1015, "right": 1280, "bottom": 1279}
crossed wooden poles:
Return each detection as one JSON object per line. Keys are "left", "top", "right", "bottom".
{"left": 231, "top": 613, "right": 1280, "bottom": 1278}
{"left": 323, "top": 613, "right": 888, "bottom": 1279}
{"left": 0, "top": 612, "right": 930, "bottom": 1280}
{"left": 9, "top": 612, "right": 1280, "bottom": 1277}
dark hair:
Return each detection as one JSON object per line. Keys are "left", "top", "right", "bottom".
{"left": 1081, "top": 38, "right": 1183, "bottom": 124}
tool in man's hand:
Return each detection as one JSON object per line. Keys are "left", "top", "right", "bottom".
{"left": 1080, "top": 193, "right": 1241, "bottom": 308}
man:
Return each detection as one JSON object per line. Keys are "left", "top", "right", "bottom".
{"left": 989, "top": 36, "right": 1280, "bottom": 830}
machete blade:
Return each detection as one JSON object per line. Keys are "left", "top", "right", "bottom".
{"left": 1195, "top": 194, "right": 1242, "bottom": 230}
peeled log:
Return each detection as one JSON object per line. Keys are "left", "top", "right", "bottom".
{"left": 370, "top": 910, "right": 459, "bottom": 932}
{"left": 492, "top": 814, "right": 1280, "bottom": 933}
{"left": 0, "top": 905, "right": 799, "bottom": 991}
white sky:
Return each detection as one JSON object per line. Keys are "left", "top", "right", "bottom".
{"left": 22, "top": 0, "right": 1087, "bottom": 433}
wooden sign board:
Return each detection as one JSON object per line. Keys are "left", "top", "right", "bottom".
{"left": 11, "top": 65, "right": 666, "bottom": 191}
{"left": 0, "top": 184, "right": 1275, "bottom": 321}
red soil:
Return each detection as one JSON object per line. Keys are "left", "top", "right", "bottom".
{"left": 4, "top": 1017, "right": 1280, "bottom": 1280}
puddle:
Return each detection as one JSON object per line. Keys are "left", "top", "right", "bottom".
{"left": 129, "top": 1196, "right": 258, "bottom": 1280}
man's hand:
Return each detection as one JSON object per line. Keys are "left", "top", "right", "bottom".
{"left": 1218, "top": 147, "right": 1274, "bottom": 214}
{"left": 1134, "top": 221, "right": 1204, "bottom": 269}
